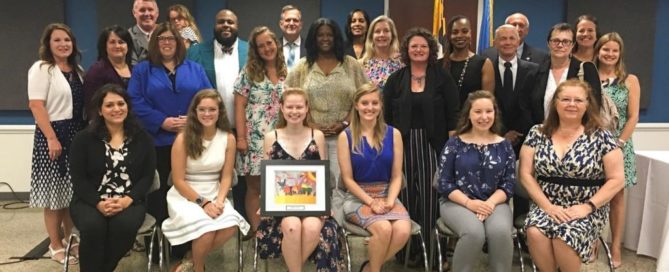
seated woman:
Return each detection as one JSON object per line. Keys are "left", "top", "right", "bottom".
{"left": 519, "top": 79, "right": 624, "bottom": 272}
{"left": 436, "top": 90, "right": 516, "bottom": 272}
{"left": 257, "top": 88, "right": 342, "bottom": 272}
{"left": 162, "top": 90, "right": 250, "bottom": 272}
{"left": 69, "top": 84, "right": 156, "bottom": 272}
{"left": 338, "top": 83, "right": 411, "bottom": 272}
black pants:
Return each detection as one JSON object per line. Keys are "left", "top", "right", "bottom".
{"left": 70, "top": 199, "right": 145, "bottom": 272}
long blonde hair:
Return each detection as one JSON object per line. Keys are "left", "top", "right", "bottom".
{"left": 275, "top": 88, "right": 313, "bottom": 129}
{"left": 594, "top": 32, "right": 628, "bottom": 83}
{"left": 349, "top": 83, "right": 387, "bottom": 155}
{"left": 360, "top": 16, "right": 400, "bottom": 64}
{"left": 184, "top": 89, "right": 231, "bottom": 159}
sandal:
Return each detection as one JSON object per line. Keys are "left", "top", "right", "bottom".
{"left": 171, "top": 259, "right": 194, "bottom": 272}
{"left": 49, "top": 245, "right": 78, "bottom": 265}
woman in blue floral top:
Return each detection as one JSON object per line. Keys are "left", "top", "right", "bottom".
{"left": 234, "top": 26, "right": 287, "bottom": 233}
{"left": 437, "top": 90, "right": 516, "bottom": 272}
{"left": 359, "top": 16, "right": 403, "bottom": 90}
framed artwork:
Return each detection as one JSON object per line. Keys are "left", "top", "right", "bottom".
{"left": 260, "top": 160, "right": 330, "bottom": 217}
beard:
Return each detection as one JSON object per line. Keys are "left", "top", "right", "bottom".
{"left": 214, "top": 29, "right": 238, "bottom": 47}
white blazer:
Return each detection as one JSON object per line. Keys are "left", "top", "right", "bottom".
{"left": 27, "top": 60, "right": 84, "bottom": 122}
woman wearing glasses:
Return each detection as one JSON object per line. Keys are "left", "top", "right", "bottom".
{"left": 524, "top": 23, "right": 602, "bottom": 125}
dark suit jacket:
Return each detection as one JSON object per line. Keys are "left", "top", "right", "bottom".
{"left": 281, "top": 36, "right": 306, "bottom": 59}
{"left": 523, "top": 57, "right": 602, "bottom": 125}
{"left": 383, "top": 64, "right": 460, "bottom": 152}
{"left": 482, "top": 43, "right": 549, "bottom": 66}
{"left": 69, "top": 129, "right": 156, "bottom": 207}
{"left": 128, "top": 25, "right": 149, "bottom": 66}
{"left": 493, "top": 57, "right": 538, "bottom": 153}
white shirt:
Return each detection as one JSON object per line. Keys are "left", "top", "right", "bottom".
{"left": 213, "top": 39, "right": 240, "bottom": 126}
{"left": 517, "top": 42, "right": 525, "bottom": 59}
{"left": 544, "top": 68, "right": 569, "bottom": 120}
{"left": 497, "top": 56, "right": 518, "bottom": 90}
{"left": 282, "top": 36, "right": 301, "bottom": 70}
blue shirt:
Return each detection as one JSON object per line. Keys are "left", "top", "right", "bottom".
{"left": 437, "top": 136, "right": 516, "bottom": 200}
{"left": 346, "top": 126, "right": 395, "bottom": 183}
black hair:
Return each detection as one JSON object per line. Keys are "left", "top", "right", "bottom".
{"left": 304, "top": 18, "right": 345, "bottom": 67}
{"left": 344, "top": 9, "right": 370, "bottom": 42}
{"left": 96, "top": 25, "right": 134, "bottom": 67}
{"left": 87, "top": 84, "right": 144, "bottom": 141}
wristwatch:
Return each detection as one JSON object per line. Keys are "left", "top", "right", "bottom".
{"left": 342, "top": 120, "right": 350, "bottom": 127}
{"left": 194, "top": 195, "right": 205, "bottom": 206}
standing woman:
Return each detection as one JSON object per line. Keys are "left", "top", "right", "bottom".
{"left": 83, "top": 25, "right": 134, "bottom": 118}
{"left": 359, "top": 15, "right": 404, "bottom": 90}
{"left": 595, "top": 32, "right": 640, "bottom": 268}
{"left": 338, "top": 84, "right": 411, "bottom": 272}
{"left": 383, "top": 27, "right": 460, "bottom": 264}
{"left": 127, "top": 22, "right": 212, "bottom": 224}
{"left": 168, "top": 4, "right": 203, "bottom": 49}
{"left": 572, "top": 15, "right": 599, "bottom": 62}
{"left": 437, "top": 90, "right": 516, "bottom": 272}
{"left": 162, "top": 90, "right": 250, "bottom": 272}
{"left": 442, "top": 15, "right": 495, "bottom": 106}
{"left": 234, "top": 26, "right": 286, "bottom": 235}
{"left": 258, "top": 88, "right": 342, "bottom": 272}
{"left": 69, "top": 84, "right": 156, "bottom": 272}
{"left": 344, "top": 9, "right": 370, "bottom": 59}
{"left": 27, "top": 23, "right": 85, "bottom": 265}
{"left": 285, "top": 18, "right": 368, "bottom": 182}
{"left": 525, "top": 23, "right": 602, "bottom": 125}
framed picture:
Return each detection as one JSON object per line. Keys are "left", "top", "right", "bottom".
{"left": 260, "top": 160, "right": 330, "bottom": 217}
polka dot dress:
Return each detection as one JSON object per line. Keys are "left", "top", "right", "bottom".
{"left": 29, "top": 71, "right": 85, "bottom": 209}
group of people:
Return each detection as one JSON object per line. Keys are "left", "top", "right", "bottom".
{"left": 25, "top": 0, "right": 639, "bottom": 271}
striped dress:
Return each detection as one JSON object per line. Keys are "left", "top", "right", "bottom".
{"left": 162, "top": 129, "right": 250, "bottom": 245}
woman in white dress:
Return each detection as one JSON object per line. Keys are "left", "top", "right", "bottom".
{"left": 162, "top": 89, "right": 250, "bottom": 272}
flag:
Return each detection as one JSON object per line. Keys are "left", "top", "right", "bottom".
{"left": 433, "top": 0, "right": 446, "bottom": 37}
{"left": 477, "top": 0, "right": 494, "bottom": 54}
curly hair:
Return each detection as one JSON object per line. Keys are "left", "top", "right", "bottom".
{"left": 305, "top": 18, "right": 345, "bottom": 67}
{"left": 38, "top": 23, "right": 83, "bottom": 74}
{"left": 541, "top": 79, "right": 603, "bottom": 137}
{"left": 184, "top": 89, "right": 232, "bottom": 159}
{"left": 87, "top": 84, "right": 144, "bottom": 141}
{"left": 245, "top": 26, "right": 287, "bottom": 83}
{"left": 400, "top": 27, "right": 438, "bottom": 65}
{"left": 454, "top": 90, "right": 503, "bottom": 136}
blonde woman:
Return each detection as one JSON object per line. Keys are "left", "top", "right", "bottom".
{"left": 359, "top": 16, "right": 403, "bottom": 90}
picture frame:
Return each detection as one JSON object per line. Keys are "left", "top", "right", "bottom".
{"left": 260, "top": 160, "right": 330, "bottom": 217}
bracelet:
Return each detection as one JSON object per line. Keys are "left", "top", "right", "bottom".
{"left": 586, "top": 200, "right": 597, "bottom": 213}
{"left": 617, "top": 138, "right": 626, "bottom": 147}
{"left": 201, "top": 200, "right": 212, "bottom": 208}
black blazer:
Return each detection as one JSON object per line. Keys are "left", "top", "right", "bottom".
{"left": 493, "top": 58, "right": 539, "bottom": 136}
{"left": 482, "top": 43, "right": 549, "bottom": 66}
{"left": 524, "top": 56, "right": 602, "bottom": 125}
{"left": 383, "top": 64, "right": 460, "bottom": 152}
{"left": 69, "top": 129, "right": 156, "bottom": 207}
{"left": 344, "top": 41, "right": 365, "bottom": 59}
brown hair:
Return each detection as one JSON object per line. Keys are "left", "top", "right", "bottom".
{"left": 541, "top": 79, "right": 603, "bottom": 136}
{"left": 184, "top": 89, "right": 231, "bottom": 159}
{"left": 147, "top": 23, "right": 186, "bottom": 66}
{"left": 168, "top": 4, "right": 203, "bottom": 42}
{"left": 454, "top": 90, "right": 503, "bottom": 136}
{"left": 245, "top": 26, "right": 287, "bottom": 83}
{"left": 38, "top": 23, "right": 83, "bottom": 74}
{"left": 275, "top": 88, "right": 313, "bottom": 129}
{"left": 349, "top": 83, "right": 387, "bottom": 155}
{"left": 594, "top": 32, "right": 628, "bottom": 83}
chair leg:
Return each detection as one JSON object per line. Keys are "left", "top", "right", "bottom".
{"left": 416, "top": 230, "right": 429, "bottom": 272}
{"left": 148, "top": 227, "right": 156, "bottom": 272}
{"left": 514, "top": 230, "right": 525, "bottom": 272}
{"left": 599, "top": 236, "right": 615, "bottom": 272}
{"left": 237, "top": 230, "right": 243, "bottom": 272}
{"left": 341, "top": 229, "right": 352, "bottom": 272}
{"left": 253, "top": 237, "right": 258, "bottom": 272}
{"left": 63, "top": 233, "right": 75, "bottom": 272}
{"left": 434, "top": 228, "right": 443, "bottom": 272}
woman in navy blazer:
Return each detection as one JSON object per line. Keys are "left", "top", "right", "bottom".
{"left": 127, "top": 22, "right": 212, "bottom": 224}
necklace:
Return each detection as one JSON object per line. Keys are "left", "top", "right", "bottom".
{"left": 411, "top": 74, "right": 425, "bottom": 84}
{"left": 457, "top": 56, "right": 470, "bottom": 89}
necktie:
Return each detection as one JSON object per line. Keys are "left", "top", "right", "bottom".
{"left": 504, "top": 62, "right": 513, "bottom": 93}
{"left": 287, "top": 43, "right": 296, "bottom": 69}
{"left": 221, "top": 46, "right": 233, "bottom": 55}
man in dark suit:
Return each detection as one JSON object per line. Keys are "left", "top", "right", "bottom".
{"left": 492, "top": 24, "right": 538, "bottom": 221}
{"left": 482, "top": 13, "right": 548, "bottom": 65}
{"left": 128, "top": 0, "right": 159, "bottom": 65}
{"left": 278, "top": 5, "right": 306, "bottom": 71}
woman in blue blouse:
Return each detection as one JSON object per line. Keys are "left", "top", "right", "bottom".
{"left": 436, "top": 90, "right": 516, "bottom": 272}
{"left": 127, "top": 22, "right": 212, "bottom": 224}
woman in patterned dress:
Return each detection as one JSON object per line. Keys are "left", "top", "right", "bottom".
{"left": 27, "top": 23, "right": 85, "bottom": 265}
{"left": 359, "top": 15, "right": 403, "bottom": 90}
{"left": 258, "top": 88, "right": 341, "bottom": 271}
{"left": 69, "top": 84, "right": 156, "bottom": 272}
{"left": 338, "top": 83, "right": 411, "bottom": 272}
{"left": 594, "top": 32, "right": 640, "bottom": 268}
{"left": 437, "top": 90, "right": 516, "bottom": 272}
{"left": 234, "top": 26, "right": 286, "bottom": 234}
{"left": 519, "top": 79, "right": 624, "bottom": 272}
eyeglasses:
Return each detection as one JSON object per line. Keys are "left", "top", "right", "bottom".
{"left": 557, "top": 97, "right": 586, "bottom": 105}
{"left": 196, "top": 107, "right": 219, "bottom": 114}
{"left": 549, "top": 39, "right": 573, "bottom": 46}
{"left": 157, "top": 36, "right": 176, "bottom": 43}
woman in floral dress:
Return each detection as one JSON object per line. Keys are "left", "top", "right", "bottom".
{"left": 595, "top": 32, "right": 640, "bottom": 268}
{"left": 234, "top": 26, "right": 286, "bottom": 233}
{"left": 359, "top": 16, "right": 403, "bottom": 90}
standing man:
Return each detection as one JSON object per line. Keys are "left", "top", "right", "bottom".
{"left": 128, "top": 0, "right": 159, "bottom": 65}
{"left": 482, "top": 13, "right": 548, "bottom": 65}
{"left": 187, "top": 9, "right": 249, "bottom": 229}
{"left": 491, "top": 24, "right": 538, "bottom": 224}
{"left": 278, "top": 5, "right": 305, "bottom": 70}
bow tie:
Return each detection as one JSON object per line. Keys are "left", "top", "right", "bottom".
{"left": 221, "top": 46, "right": 233, "bottom": 55}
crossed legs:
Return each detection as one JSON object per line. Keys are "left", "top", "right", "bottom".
{"left": 364, "top": 219, "right": 411, "bottom": 272}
